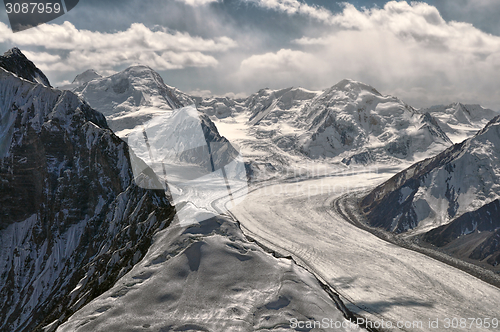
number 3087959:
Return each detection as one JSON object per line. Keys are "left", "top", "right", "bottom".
{"left": 5, "top": 3, "right": 61, "bottom": 14}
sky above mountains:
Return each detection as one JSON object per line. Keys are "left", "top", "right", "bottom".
{"left": 0, "top": 0, "right": 499, "bottom": 109}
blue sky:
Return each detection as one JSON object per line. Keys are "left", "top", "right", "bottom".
{"left": 1, "top": 0, "right": 499, "bottom": 109}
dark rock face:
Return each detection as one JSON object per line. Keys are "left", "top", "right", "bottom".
{"left": 470, "top": 229, "right": 500, "bottom": 267}
{"left": 198, "top": 112, "right": 240, "bottom": 170}
{"left": 0, "top": 67, "right": 174, "bottom": 331}
{"left": 0, "top": 47, "right": 51, "bottom": 87}
{"left": 423, "top": 200, "right": 500, "bottom": 267}
{"left": 423, "top": 199, "right": 500, "bottom": 247}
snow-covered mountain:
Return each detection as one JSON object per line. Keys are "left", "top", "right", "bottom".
{"left": 424, "top": 102, "right": 499, "bottom": 143}
{"left": 72, "top": 66, "right": 194, "bottom": 137}
{"left": 70, "top": 67, "right": 246, "bottom": 217}
{"left": 296, "top": 79, "right": 452, "bottom": 162}
{"left": 194, "top": 95, "right": 247, "bottom": 118}
{"left": 0, "top": 52, "right": 175, "bottom": 331}
{"left": 361, "top": 115, "right": 500, "bottom": 267}
{"left": 70, "top": 68, "right": 472, "bottom": 175}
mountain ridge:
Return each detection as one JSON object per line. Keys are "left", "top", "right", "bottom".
{"left": 361, "top": 115, "right": 500, "bottom": 268}
{"left": 0, "top": 52, "right": 175, "bottom": 331}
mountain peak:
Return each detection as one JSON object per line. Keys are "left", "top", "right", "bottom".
{"left": 72, "top": 69, "right": 102, "bottom": 85}
{"left": 332, "top": 78, "right": 382, "bottom": 96}
{"left": 4, "top": 47, "right": 23, "bottom": 57}
{"left": 72, "top": 64, "right": 194, "bottom": 135}
{"left": 122, "top": 64, "right": 157, "bottom": 75}
{"left": 0, "top": 47, "right": 51, "bottom": 87}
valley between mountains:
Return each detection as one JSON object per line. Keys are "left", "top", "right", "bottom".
{"left": 1, "top": 47, "right": 500, "bottom": 331}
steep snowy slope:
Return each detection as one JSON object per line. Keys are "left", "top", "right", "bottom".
{"left": 0, "top": 47, "right": 51, "bottom": 87}
{"left": 425, "top": 102, "right": 499, "bottom": 143}
{"left": 127, "top": 105, "right": 247, "bottom": 227}
{"left": 361, "top": 116, "right": 500, "bottom": 267}
{"left": 0, "top": 65, "right": 175, "bottom": 331}
{"left": 73, "top": 66, "right": 194, "bottom": 137}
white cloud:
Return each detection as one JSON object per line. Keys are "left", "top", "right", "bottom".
{"left": 36, "top": 49, "right": 218, "bottom": 72}
{"left": 238, "top": 1, "right": 500, "bottom": 109}
{"left": 188, "top": 89, "right": 213, "bottom": 97}
{"left": 240, "top": 49, "right": 314, "bottom": 71}
{"left": 0, "top": 21, "right": 235, "bottom": 72}
{"left": 22, "top": 51, "right": 61, "bottom": 63}
{"left": 175, "top": 0, "right": 219, "bottom": 6}
{"left": 247, "top": 0, "right": 333, "bottom": 23}
{"left": 0, "top": 21, "right": 236, "bottom": 52}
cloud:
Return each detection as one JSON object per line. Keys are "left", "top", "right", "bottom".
{"left": 0, "top": 21, "right": 236, "bottom": 52}
{"left": 188, "top": 89, "right": 214, "bottom": 97}
{"left": 246, "top": 0, "right": 333, "bottom": 23}
{"left": 241, "top": 48, "right": 314, "bottom": 71}
{"left": 237, "top": 1, "right": 500, "bottom": 109}
{"left": 37, "top": 49, "right": 218, "bottom": 72}
{"left": 0, "top": 21, "right": 235, "bottom": 72}
{"left": 175, "top": 0, "right": 219, "bottom": 6}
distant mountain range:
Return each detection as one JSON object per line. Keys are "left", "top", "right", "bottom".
{"left": 68, "top": 66, "right": 500, "bottom": 172}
